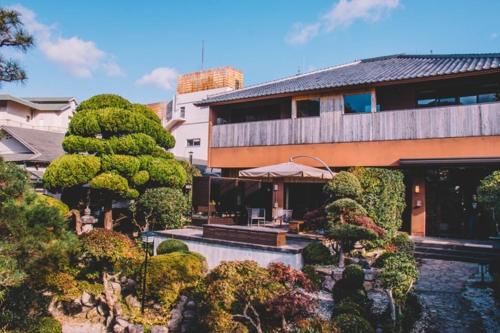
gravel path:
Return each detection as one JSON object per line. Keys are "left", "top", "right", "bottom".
{"left": 414, "top": 259, "right": 500, "bottom": 333}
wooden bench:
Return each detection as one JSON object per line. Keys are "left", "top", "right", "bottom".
{"left": 203, "top": 224, "right": 287, "bottom": 247}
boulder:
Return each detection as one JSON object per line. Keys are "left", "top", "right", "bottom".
{"left": 127, "top": 325, "right": 144, "bottom": 333}
{"left": 81, "top": 291, "right": 96, "bottom": 307}
{"left": 185, "top": 300, "right": 196, "bottom": 310}
{"left": 151, "top": 326, "right": 168, "bottom": 333}
{"left": 115, "top": 317, "right": 130, "bottom": 327}
{"left": 125, "top": 295, "right": 141, "bottom": 309}
{"left": 368, "top": 289, "right": 390, "bottom": 316}
{"left": 322, "top": 276, "right": 335, "bottom": 292}
{"left": 85, "top": 307, "right": 101, "bottom": 322}
{"left": 114, "top": 324, "right": 127, "bottom": 333}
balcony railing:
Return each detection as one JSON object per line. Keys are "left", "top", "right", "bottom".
{"left": 211, "top": 102, "right": 500, "bottom": 148}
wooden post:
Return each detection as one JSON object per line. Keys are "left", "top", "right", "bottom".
{"left": 411, "top": 177, "right": 426, "bottom": 237}
{"left": 103, "top": 198, "right": 113, "bottom": 230}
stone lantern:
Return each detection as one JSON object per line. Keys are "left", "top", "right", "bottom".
{"left": 80, "top": 207, "right": 97, "bottom": 233}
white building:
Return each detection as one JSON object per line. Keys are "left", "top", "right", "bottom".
{"left": 0, "top": 95, "right": 77, "bottom": 132}
{"left": 151, "top": 67, "right": 243, "bottom": 168}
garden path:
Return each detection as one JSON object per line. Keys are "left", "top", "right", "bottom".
{"left": 414, "top": 258, "right": 500, "bottom": 333}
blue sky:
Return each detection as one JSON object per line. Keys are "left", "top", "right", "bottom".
{"left": 1, "top": 0, "right": 500, "bottom": 103}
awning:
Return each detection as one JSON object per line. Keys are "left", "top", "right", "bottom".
{"left": 239, "top": 162, "right": 335, "bottom": 179}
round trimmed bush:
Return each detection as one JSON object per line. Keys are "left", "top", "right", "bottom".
{"left": 332, "top": 280, "right": 369, "bottom": 307}
{"left": 36, "top": 194, "right": 69, "bottom": 217}
{"left": 43, "top": 155, "right": 101, "bottom": 191}
{"left": 324, "top": 171, "right": 362, "bottom": 200}
{"left": 76, "top": 93, "right": 131, "bottom": 112}
{"left": 157, "top": 239, "right": 189, "bottom": 255}
{"left": 332, "top": 300, "right": 364, "bottom": 318}
{"left": 302, "top": 242, "right": 333, "bottom": 265}
{"left": 130, "top": 103, "right": 161, "bottom": 123}
{"left": 392, "top": 232, "right": 414, "bottom": 255}
{"left": 131, "top": 170, "right": 150, "bottom": 186}
{"left": 89, "top": 172, "right": 130, "bottom": 197}
{"left": 342, "top": 264, "right": 364, "bottom": 289}
{"left": 332, "top": 313, "right": 374, "bottom": 333}
{"left": 142, "top": 252, "right": 207, "bottom": 310}
{"left": 101, "top": 154, "right": 140, "bottom": 177}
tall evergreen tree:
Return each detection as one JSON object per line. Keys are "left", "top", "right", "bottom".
{"left": 0, "top": 8, "right": 34, "bottom": 84}
{"left": 43, "top": 94, "right": 187, "bottom": 231}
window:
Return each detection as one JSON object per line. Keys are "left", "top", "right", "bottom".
{"left": 26, "top": 115, "right": 31, "bottom": 122}
{"left": 296, "top": 98, "right": 320, "bottom": 118}
{"left": 478, "top": 93, "right": 499, "bottom": 103}
{"left": 180, "top": 106, "right": 185, "bottom": 118}
{"left": 344, "top": 93, "right": 372, "bottom": 114}
{"left": 459, "top": 95, "right": 477, "bottom": 105}
{"left": 187, "top": 138, "right": 201, "bottom": 147}
{"left": 235, "top": 80, "right": 241, "bottom": 90}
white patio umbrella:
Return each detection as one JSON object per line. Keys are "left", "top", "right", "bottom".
{"left": 238, "top": 162, "right": 335, "bottom": 180}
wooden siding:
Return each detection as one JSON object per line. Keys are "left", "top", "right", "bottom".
{"left": 211, "top": 101, "right": 500, "bottom": 148}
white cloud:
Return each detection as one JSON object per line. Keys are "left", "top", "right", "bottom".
{"left": 9, "top": 4, "right": 124, "bottom": 78}
{"left": 286, "top": 0, "right": 400, "bottom": 45}
{"left": 136, "top": 67, "right": 178, "bottom": 91}
{"left": 286, "top": 23, "right": 320, "bottom": 45}
{"left": 491, "top": 32, "right": 499, "bottom": 39}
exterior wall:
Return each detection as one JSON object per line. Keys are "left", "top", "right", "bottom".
{"left": 170, "top": 87, "right": 233, "bottom": 164}
{"left": 176, "top": 67, "right": 243, "bottom": 94}
{"left": 211, "top": 100, "right": 500, "bottom": 148}
{"left": 152, "top": 235, "right": 303, "bottom": 270}
{"left": 209, "top": 136, "right": 500, "bottom": 168}
{"left": 0, "top": 99, "right": 76, "bottom": 132}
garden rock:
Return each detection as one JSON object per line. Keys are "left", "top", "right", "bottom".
{"left": 322, "top": 275, "right": 335, "bottom": 292}
{"left": 151, "top": 326, "right": 168, "bottom": 333}
{"left": 81, "top": 291, "right": 96, "bottom": 307}
{"left": 368, "top": 289, "right": 390, "bottom": 316}
{"left": 125, "top": 295, "right": 140, "bottom": 309}
{"left": 168, "top": 295, "right": 188, "bottom": 332}
{"left": 115, "top": 317, "right": 130, "bottom": 327}
{"left": 127, "top": 325, "right": 144, "bottom": 333}
{"left": 185, "top": 300, "right": 196, "bottom": 309}
{"left": 85, "top": 307, "right": 101, "bottom": 321}
{"left": 113, "top": 324, "right": 126, "bottom": 333}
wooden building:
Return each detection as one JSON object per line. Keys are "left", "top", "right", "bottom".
{"left": 197, "top": 53, "right": 500, "bottom": 239}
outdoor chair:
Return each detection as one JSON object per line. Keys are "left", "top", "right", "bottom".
{"left": 247, "top": 208, "right": 266, "bottom": 227}
{"left": 273, "top": 208, "right": 293, "bottom": 225}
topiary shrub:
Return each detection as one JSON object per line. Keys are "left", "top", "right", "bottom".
{"left": 324, "top": 171, "right": 362, "bottom": 200}
{"left": 332, "top": 279, "right": 369, "bottom": 306}
{"left": 80, "top": 229, "right": 142, "bottom": 275}
{"left": 29, "top": 317, "right": 62, "bottom": 333}
{"left": 391, "top": 232, "right": 414, "bottom": 255}
{"left": 43, "top": 155, "right": 100, "bottom": 191}
{"left": 331, "top": 313, "right": 374, "bottom": 333}
{"left": 130, "top": 103, "right": 161, "bottom": 123}
{"left": 302, "top": 242, "right": 333, "bottom": 265}
{"left": 36, "top": 194, "right": 69, "bottom": 217}
{"left": 156, "top": 239, "right": 189, "bottom": 255}
{"left": 101, "top": 154, "right": 140, "bottom": 177}
{"left": 147, "top": 157, "right": 187, "bottom": 187}
{"left": 89, "top": 172, "right": 131, "bottom": 197}
{"left": 142, "top": 252, "right": 206, "bottom": 311}
{"left": 76, "top": 93, "right": 131, "bottom": 112}
{"left": 131, "top": 170, "right": 150, "bottom": 186}
{"left": 342, "top": 264, "right": 364, "bottom": 289}
{"left": 107, "top": 133, "right": 156, "bottom": 155}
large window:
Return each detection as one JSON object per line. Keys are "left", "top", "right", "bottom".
{"left": 344, "top": 93, "right": 373, "bottom": 114}
{"left": 187, "top": 138, "right": 200, "bottom": 147}
{"left": 296, "top": 98, "right": 320, "bottom": 118}
{"left": 417, "top": 84, "right": 500, "bottom": 108}
{"left": 180, "top": 106, "right": 186, "bottom": 118}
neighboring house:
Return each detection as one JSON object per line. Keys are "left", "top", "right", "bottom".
{"left": 0, "top": 95, "right": 77, "bottom": 133}
{"left": 198, "top": 53, "right": 500, "bottom": 240}
{"left": 0, "top": 126, "right": 65, "bottom": 189}
{"left": 158, "top": 67, "right": 243, "bottom": 168}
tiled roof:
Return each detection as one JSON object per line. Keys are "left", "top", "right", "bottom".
{"left": 1, "top": 126, "right": 65, "bottom": 163}
{"left": 198, "top": 53, "right": 500, "bottom": 105}
{"left": 0, "top": 95, "right": 73, "bottom": 111}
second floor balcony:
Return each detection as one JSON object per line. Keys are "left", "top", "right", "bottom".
{"left": 211, "top": 101, "right": 500, "bottom": 148}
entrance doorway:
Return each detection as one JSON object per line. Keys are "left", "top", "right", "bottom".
{"left": 425, "top": 167, "right": 495, "bottom": 239}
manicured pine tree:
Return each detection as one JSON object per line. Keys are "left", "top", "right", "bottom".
{"left": 43, "top": 94, "right": 187, "bottom": 230}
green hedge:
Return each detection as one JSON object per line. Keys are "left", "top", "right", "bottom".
{"left": 43, "top": 155, "right": 100, "bottom": 190}
{"left": 131, "top": 170, "right": 150, "bottom": 186}
{"left": 342, "top": 264, "right": 364, "bottom": 289}
{"left": 353, "top": 167, "right": 406, "bottom": 240}
{"left": 130, "top": 103, "right": 161, "bottom": 123}
{"left": 332, "top": 313, "right": 374, "bottom": 333}
{"left": 156, "top": 239, "right": 189, "bottom": 255}
{"left": 147, "top": 158, "right": 188, "bottom": 188}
